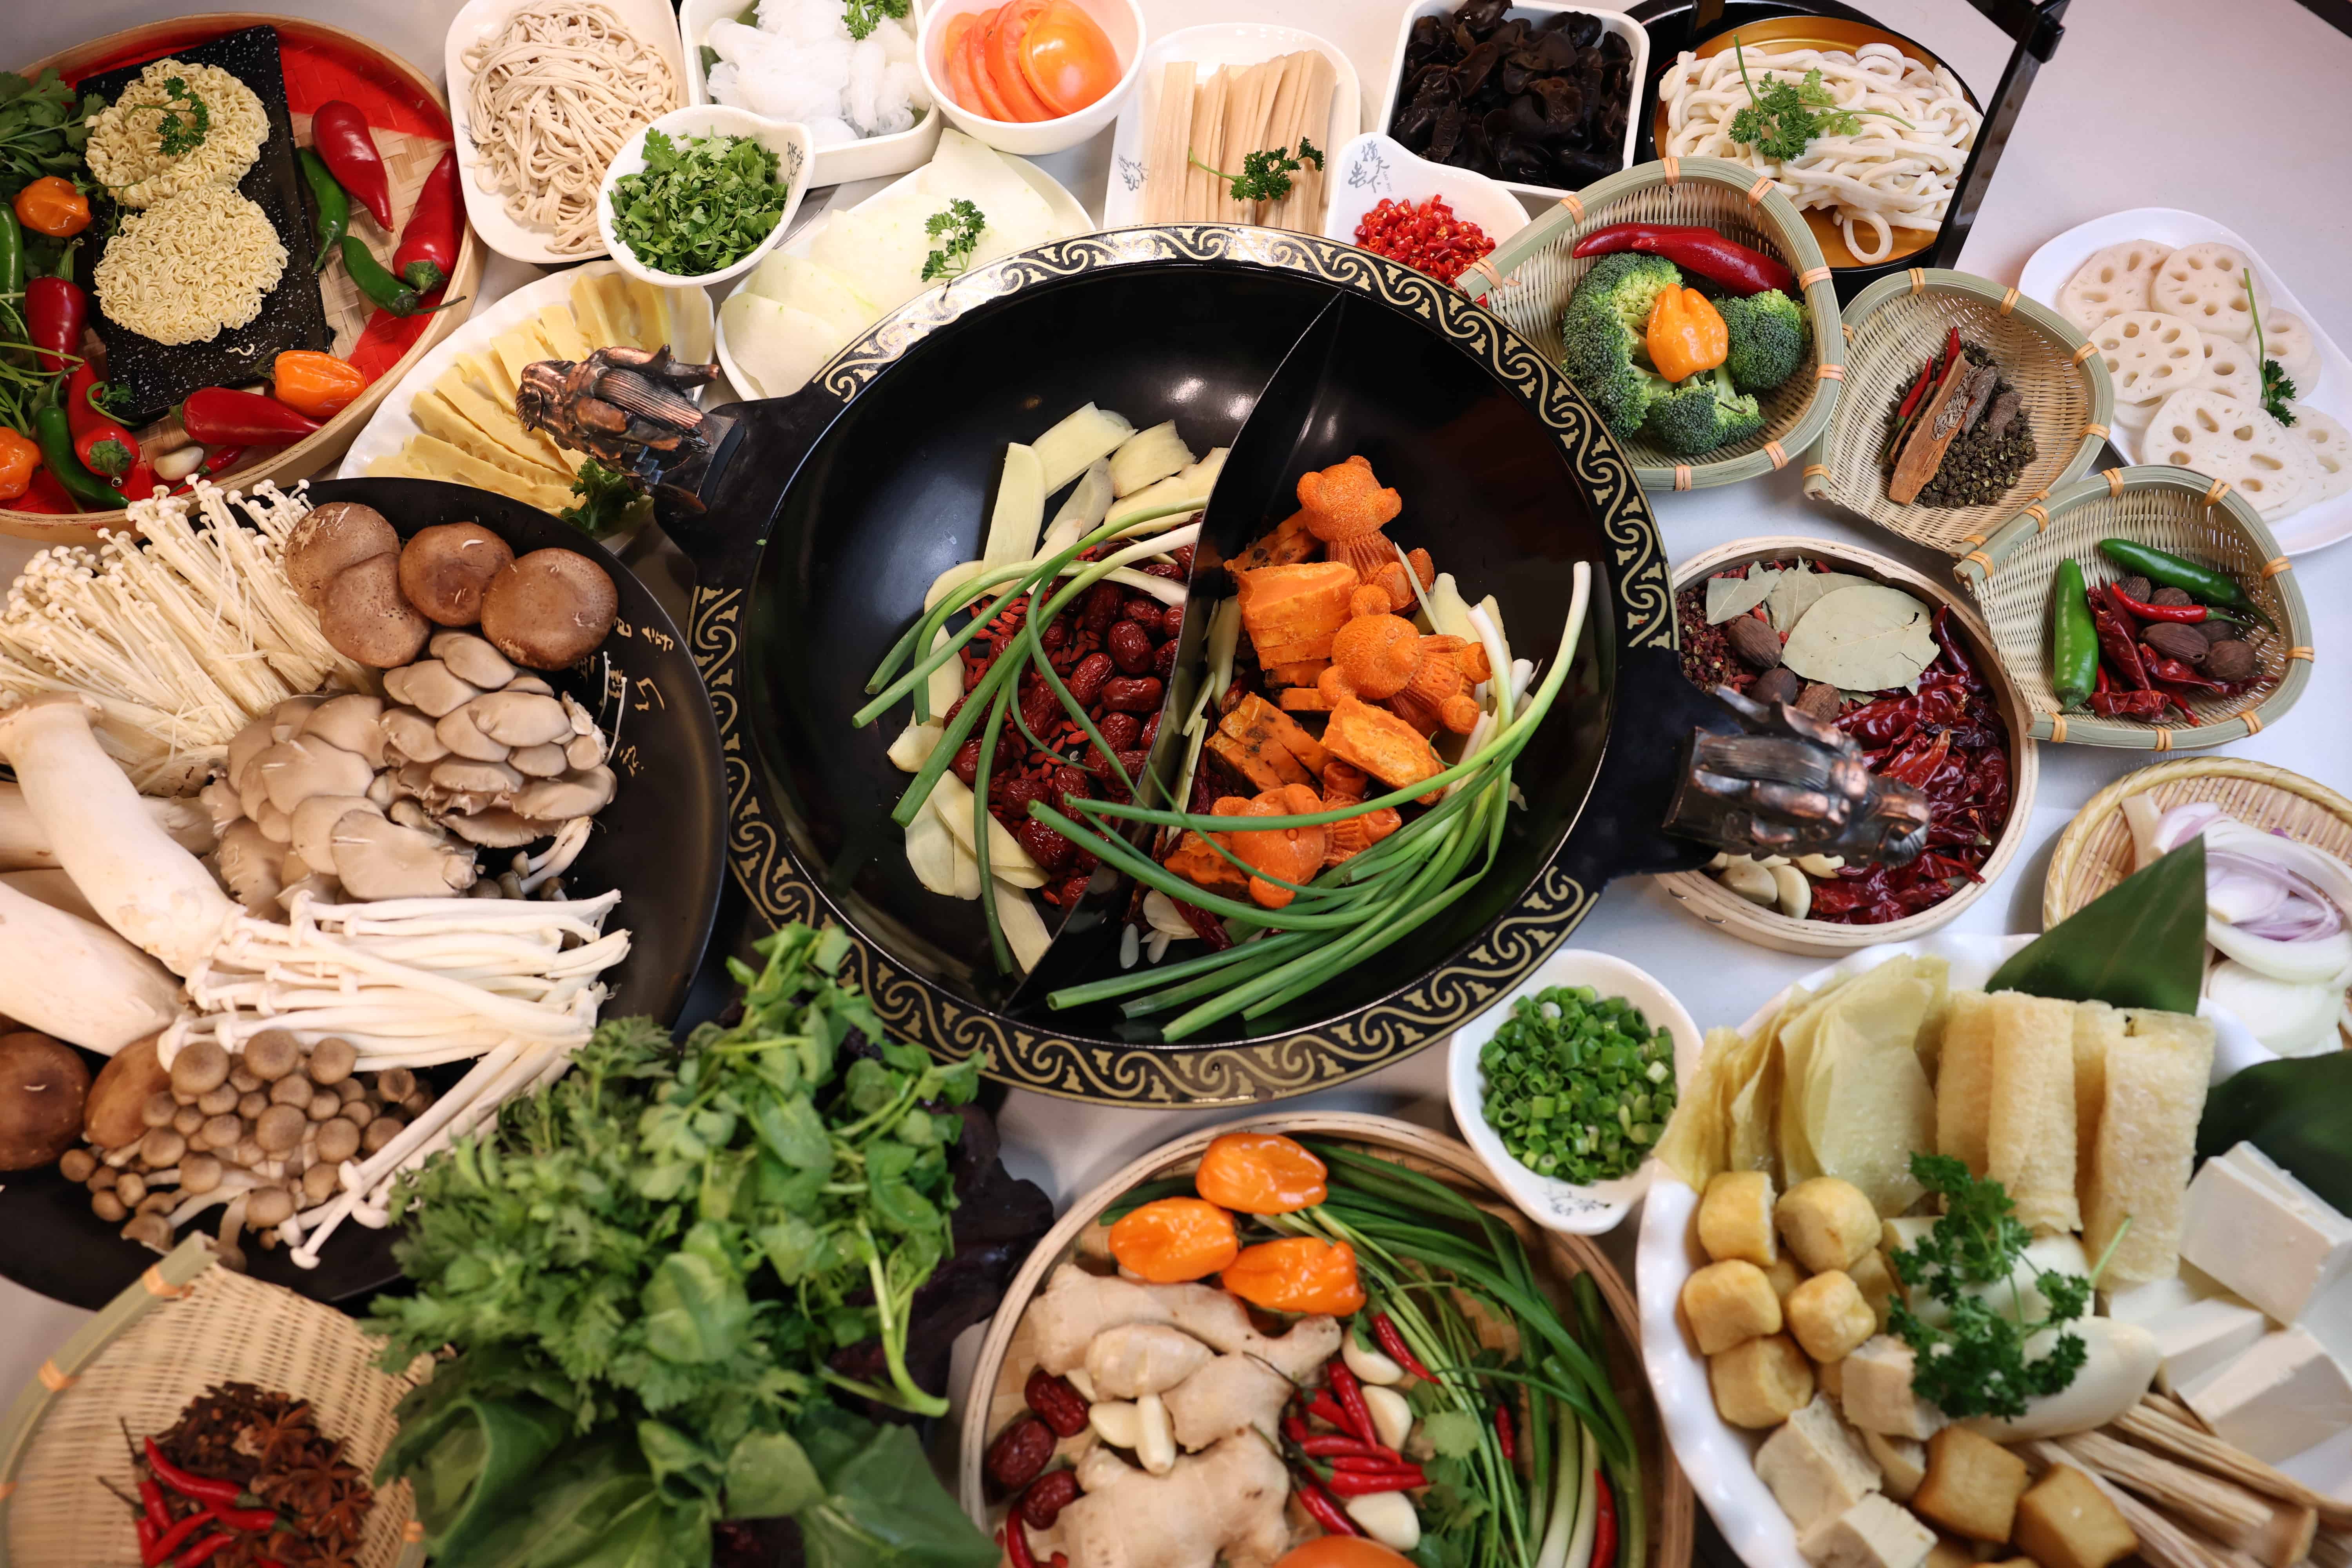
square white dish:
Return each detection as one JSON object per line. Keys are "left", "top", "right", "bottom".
{"left": 1099, "top": 22, "right": 1361, "bottom": 230}
{"left": 677, "top": 0, "right": 946, "bottom": 189}
{"left": 1375, "top": 0, "right": 1646, "bottom": 205}
{"left": 445, "top": 0, "right": 690, "bottom": 265}
{"left": 2018, "top": 208, "right": 2350, "bottom": 555}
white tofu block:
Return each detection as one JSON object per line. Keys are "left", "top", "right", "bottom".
{"left": 1861, "top": 1429, "right": 1926, "bottom": 1501}
{"left": 2102, "top": 1259, "right": 2230, "bottom": 1324}
{"left": 2180, "top": 1326, "right": 2352, "bottom": 1462}
{"left": 1842, "top": 1337, "right": 1947, "bottom": 1440}
{"left": 1800, "top": 1493, "right": 1937, "bottom": 1568}
{"left": 1759, "top": 1394, "right": 1884, "bottom": 1530}
{"left": 2179, "top": 1145, "right": 2352, "bottom": 1326}
{"left": 2147, "top": 1296, "right": 2270, "bottom": 1394}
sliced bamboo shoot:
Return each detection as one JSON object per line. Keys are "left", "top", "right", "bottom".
{"left": 928, "top": 773, "right": 1047, "bottom": 887}
{"left": 1109, "top": 421, "right": 1196, "bottom": 497}
{"left": 1031, "top": 404, "right": 1136, "bottom": 494}
{"left": 983, "top": 443, "right": 1049, "bottom": 566}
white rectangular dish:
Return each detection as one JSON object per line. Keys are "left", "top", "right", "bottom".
{"left": 1099, "top": 22, "right": 1361, "bottom": 230}
{"left": 1375, "top": 0, "right": 1646, "bottom": 204}
{"left": 2018, "top": 207, "right": 2351, "bottom": 555}
{"left": 445, "top": 0, "right": 690, "bottom": 265}
{"left": 677, "top": 0, "right": 944, "bottom": 190}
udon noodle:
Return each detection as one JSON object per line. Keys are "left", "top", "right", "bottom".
{"left": 1659, "top": 43, "right": 1979, "bottom": 264}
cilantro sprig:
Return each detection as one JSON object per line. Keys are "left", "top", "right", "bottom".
{"left": 1191, "top": 137, "right": 1324, "bottom": 207}
{"left": 920, "top": 197, "right": 985, "bottom": 281}
{"left": 1726, "top": 37, "right": 1907, "bottom": 162}
{"left": 1884, "top": 1153, "right": 2098, "bottom": 1421}
{"left": 608, "top": 128, "right": 788, "bottom": 278}
{"left": 2246, "top": 268, "right": 2298, "bottom": 426}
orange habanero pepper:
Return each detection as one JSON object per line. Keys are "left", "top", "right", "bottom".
{"left": 1195, "top": 1131, "right": 1328, "bottom": 1215}
{"left": 1645, "top": 286, "right": 1727, "bottom": 383}
{"left": 1221, "top": 1237, "right": 1365, "bottom": 1316}
{"left": 1107, "top": 1197, "right": 1238, "bottom": 1283}
{"left": 13, "top": 177, "right": 91, "bottom": 238}
{"left": 0, "top": 428, "right": 38, "bottom": 501}
{"left": 274, "top": 351, "right": 369, "bottom": 420}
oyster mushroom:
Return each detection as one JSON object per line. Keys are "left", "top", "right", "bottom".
{"left": 429, "top": 631, "right": 517, "bottom": 690}
{"left": 479, "top": 550, "right": 619, "bottom": 670}
{"left": 434, "top": 704, "right": 512, "bottom": 763}
{"left": 513, "top": 768, "right": 616, "bottom": 822}
{"left": 329, "top": 815, "right": 479, "bottom": 900}
{"left": 258, "top": 736, "right": 375, "bottom": 815}
{"left": 216, "top": 820, "right": 283, "bottom": 914}
{"left": 400, "top": 523, "right": 516, "bottom": 626}
{"left": 444, "top": 809, "right": 549, "bottom": 849}
{"left": 383, "top": 660, "right": 482, "bottom": 718}
{"left": 466, "top": 691, "right": 572, "bottom": 748}
{"left": 302, "top": 694, "right": 388, "bottom": 768}
{"left": 510, "top": 744, "right": 568, "bottom": 778}
{"left": 270, "top": 694, "right": 326, "bottom": 739}
{"left": 381, "top": 707, "right": 450, "bottom": 763}
{"left": 291, "top": 795, "right": 382, "bottom": 872}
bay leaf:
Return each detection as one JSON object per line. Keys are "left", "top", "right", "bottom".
{"left": 1779, "top": 583, "right": 1940, "bottom": 691}
{"left": 1706, "top": 568, "right": 1780, "bottom": 624}
{"left": 1767, "top": 568, "right": 1878, "bottom": 633}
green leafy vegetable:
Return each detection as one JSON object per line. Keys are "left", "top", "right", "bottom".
{"left": 1986, "top": 837, "right": 2206, "bottom": 1013}
{"left": 1886, "top": 1154, "right": 2091, "bottom": 1420}
{"left": 0, "top": 69, "right": 105, "bottom": 200}
{"left": 559, "top": 457, "right": 657, "bottom": 539}
{"left": 608, "top": 129, "right": 789, "bottom": 278}
{"left": 1479, "top": 985, "right": 1677, "bottom": 1183}
{"left": 1726, "top": 38, "right": 1906, "bottom": 162}
{"left": 2245, "top": 269, "right": 2298, "bottom": 426}
{"left": 1190, "top": 138, "right": 1324, "bottom": 205}
{"left": 919, "top": 198, "right": 985, "bottom": 282}
{"left": 2197, "top": 1049, "right": 2352, "bottom": 1214}
{"left": 844, "top": 0, "right": 913, "bottom": 42}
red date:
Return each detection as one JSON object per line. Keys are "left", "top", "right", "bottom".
{"left": 1021, "top": 1469, "right": 1081, "bottom": 1529}
{"left": 1122, "top": 599, "right": 1162, "bottom": 632}
{"left": 1098, "top": 711, "right": 1142, "bottom": 750}
{"left": 1067, "top": 653, "right": 1115, "bottom": 707}
{"left": 1025, "top": 1368, "right": 1091, "bottom": 1437}
{"left": 1082, "top": 582, "right": 1123, "bottom": 632}
{"left": 1107, "top": 621, "right": 1155, "bottom": 674}
{"left": 985, "top": 1414, "right": 1054, "bottom": 1491}
{"left": 1154, "top": 640, "right": 1178, "bottom": 677}
{"left": 1140, "top": 562, "right": 1183, "bottom": 580}
{"left": 1016, "top": 818, "right": 1072, "bottom": 869}
{"left": 1100, "top": 676, "right": 1163, "bottom": 713}
{"left": 1158, "top": 603, "right": 1183, "bottom": 641}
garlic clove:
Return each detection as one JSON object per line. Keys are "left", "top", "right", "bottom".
{"left": 1089, "top": 1399, "right": 1141, "bottom": 1450}
{"left": 1771, "top": 863, "right": 1812, "bottom": 920}
{"left": 1361, "top": 1383, "right": 1414, "bottom": 1451}
{"left": 1135, "top": 1392, "right": 1176, "bottom": 1475}
{"left": 1718, "top": 856, "right": 1778, "bottom": 906}
{"left": 1343, "top": 1490, "right": 1422, "bottom": 1552}
{"left": 1341, "top": 1332, "right": 1405, "bottom": 1388}
{"left": 1796, "top": 853, "right": 1845, "bottom": 878}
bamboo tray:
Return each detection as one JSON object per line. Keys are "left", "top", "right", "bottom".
{"left": 1654, "top": 535, "right": 2038, "bottom": 957}
{"left": 1804, "top": 267, "right": 2112, "bottom": 556}
{"left": 0, "top": 15, "right": 483, "bottom": 545}
{"left": 1953, "top": 465, "right": 2315, "bottom": 749}
{"left": 957, "top": 1112, "right": 1694, "bottom": 1566}
{"left": 1462, "top": 155, "right": 1843, "bottom": 492}
{"left": 0, "top": 1236, "right": 427, "bottom": 1568}
{"left": 2043, "top": 757, "right": 2352, "bottom": 1052}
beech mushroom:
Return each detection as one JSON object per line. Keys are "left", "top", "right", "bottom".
{"left": 319, "top": 553, "right": 430, "bottom": 669}
{"left": 310, "top": 1038, "right": 358, "bottom": 1086}
{"left": 169, "top": 1040, "right": 230, "bottom": 1098}
{"left": 285, "top": 503, "right": 400, "bottom": 606}
{"left": 479, "top": 550, "right": 619, "bottom": 670}
{"left": 400, "top": 524, "right": 515, "bottom": 625}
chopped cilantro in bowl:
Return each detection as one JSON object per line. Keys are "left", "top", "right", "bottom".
{"left": 607, "top": 126, "right": 790, "bottom": 279}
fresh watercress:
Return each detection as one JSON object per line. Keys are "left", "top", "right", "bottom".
{"left": 609, "top": 129, "right": 789, "bottom": 278}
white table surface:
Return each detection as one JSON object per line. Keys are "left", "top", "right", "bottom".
{"left": 6, "top": 0, "right": 2350, "bottom": 1488}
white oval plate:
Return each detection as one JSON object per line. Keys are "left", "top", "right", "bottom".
{"left": 1099, "top": 22, "right": 1361, "bottom": 230}
{"left": 445, "top": 0, "right": 690, "bottom": 265}
{"left": 1446, "top": 947, "right": 1700, "bottom": 1235}
{"left": 2018, "top": 207, "right": 2350, "bottom": 555}
{"left": 713, "top": 150, "right": 1089, "bottom": 401}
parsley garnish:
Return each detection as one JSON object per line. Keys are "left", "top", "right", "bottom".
{"left": 920, "top": 197, "right": 985, "bottom": 281}
{"left": 1726, "top": 38, "right": 1906, "bottom": 162}
{"left": 2246, "top": 268, "right": 2297, "bottom": 426}
{"left": 1884, "top": 1153, "right": 2095, "bottom": 1421}
{"left": 557, "top": 457, "right": 654, "bottom": 539}
{"left": 844, "top": 0, "right": 910, "bottom": 41}
{"left": 1190, "top": 138, "right": 1325, "bottom": 207}
{"left": 141, "top": 76, "right": 211, "bottom": 159}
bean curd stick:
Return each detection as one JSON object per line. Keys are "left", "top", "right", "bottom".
{"left": 1292, "top": 54, "right": 1334, "bottom": 228}
{"left": 1188, "top": 69, "right": 1229, "bottom": 224}
{"left": 2112, "top": 1401, "right": 2352, "bottom": 1528}
{"left": 2023, "top": 1442, "right": 2226, "bottom": 1568}
{"left": 2056, "top": 1431, "right": 2314, "bottom": 1568}
{"left": 1147, "top": 61, "right": 1192, "bottom": 224}
{"left": 1256, "top": 55, "right": 1305, "bottom": 228}
{"left": 1225, "top": 61, "right": 1277, "bottom": 223}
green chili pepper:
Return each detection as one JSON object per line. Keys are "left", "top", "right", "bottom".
{"left": 2096, "top": 537, "right": 2274, "bottom": 632}
{"left": 340, "top": 234, "right": 461, "bottom": 318}
{"left": 299, "top": 148, "right": 348, "bottom": 274}
{"left": 34, "top": 392, "right": 122, "bottom": 508}
{"left": 0, "top": 206, "right": 24, "bottom": 304}
{"left": 2050, "top": 558, "right": 2098, "bottom": 712}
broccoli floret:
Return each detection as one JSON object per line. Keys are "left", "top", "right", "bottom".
{"left": 1643, "top": 366, "right": 1765, "bottom": 456}
{"left": 1558, "top": 253, "right": 1684, "bottom": 437}
{"left": 1571, "top": 252, "right": 1682, "bottom": 341}
{"left": 1717, "top": 289, "right": 1810, "bottom": 393}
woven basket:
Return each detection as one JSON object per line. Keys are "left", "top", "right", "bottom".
{"left": 2043, "top": 758, "right": 2352, "bottom": 1051}
{"left": 958, "top": 1113, "right": 1695, "bottom": 1568}
{"left": 1954, "top": 465, "right": 2315, "bottom": 749}
{"left": 1654, "top": 536, "right": 2038, "bottom": 956}
{"left": 0, "top": 1238, "right": 426, "bottom": 1568}
{"left": 1462, "top": 155, "right": 1843, "bottom": 491}
{"left": 1804, "top": 267, "right": 2113, "bottom": 555}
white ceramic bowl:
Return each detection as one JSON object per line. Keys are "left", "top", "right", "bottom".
{"left": 1376, "top": 0, "right": 1647, "bottom": 204}
{"left": 677, "top": 0, "right": 946, "bottom": 191}
{"left": 1446, "top": 947, "right": 1702, "bottom": 1236}
{"left": 1322, "top": 131, "right": 1531, "bottom": 263}
{"left": 597, "top": 105, "right": 812, "bottom": 289}
{"left": 915, "top": 0, "right": 1145, "bottom": 158}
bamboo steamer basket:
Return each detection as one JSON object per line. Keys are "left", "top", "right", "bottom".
{"left": 1461, "top": 155, "right": 1842, "bottom": 492}
{"left": 958, "top": 1112, "right": 1693, "bottom": 1566}
{"left": 2043, "top": 757, "right": 2352, "bottom": 1051}
{"left": 0, "top": 15, "right": 483, "bottom": 546}
{"left": 0, "top": 1236, "right": 428, "bottom": 1568}
{"left": 1953, "top": 465, "right": 2314, "bottom": 749}
{"left": 1654, "top": 536, "right": 2038, "bottom": 956}
{"left": 1803, "top": 267, "right": 2113, "bottom": 555}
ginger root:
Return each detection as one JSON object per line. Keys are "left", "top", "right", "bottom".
{"left": 1027, "top": 1262, "right": 1341, "bottom": 1381}
{"left": 1047, "top": 1436, "right": 1292, "bottom": 1568}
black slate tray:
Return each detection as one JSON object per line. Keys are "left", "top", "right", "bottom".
{"left": 80, "top": 25, "right": 330, "bottom": 427}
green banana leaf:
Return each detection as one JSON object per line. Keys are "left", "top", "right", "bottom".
{"left": 1988, "top": 837, "right": 2206, "bottom": 1014}
{"left": 2197, "top": 1050, "right": 2352, "bottom": 1214}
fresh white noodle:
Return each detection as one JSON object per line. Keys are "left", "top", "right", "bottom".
{"left": 1658, "top": 42, "right": 1979, "bottom": 265}
{"left": 461, "top": 1, "right": 679, "bottom": 255}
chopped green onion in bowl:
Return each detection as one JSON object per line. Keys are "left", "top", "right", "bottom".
{"left": 1478, "top": 985, "right": 1679, "bottom": 1184}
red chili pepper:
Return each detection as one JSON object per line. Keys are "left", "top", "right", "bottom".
{"left": 115, "top": 453, "right": 160, "bottom": 503}
{"left": 1593, "top": 1470, "right": 1619, "bottom": 1568}
{"left": 138, "top": 1518, "right": 161, "bottom": 1559}
{"left": 1001, "top": 1517, "right": 1044, "bottom": 1568}
{"left": 392, "top": 149, "right": 461, "bottom": 294}
{"left": 1370, "top": 1314, "right": 1438, "bottom": 1383}
{"left": 2088, "top": 688, "right": 2176, "bottom": 719}
{"left": 26, "top": 241, "right": 86, "bottom": 374}
{"left": 310, "top": 102, "right": 394, "bottom": 230}
{"left": 144, "top": 1439, "right": 243, "bottom": 1508}
{"left": 2108, "top": 582, "right": 2219, "bottom": 624}
{"left": 205, "top": 1505, "right": 279, "bottom": 1533}
{"left": 2094, "top": 661, "right": 2111, "bottom": 695}
{"left": 1569, "top": 221, "right": 1795, "bottom": 296}
{"left": 1283, "top": 1411, "right": 1311, "bottom": 1444}
{"left": 145, "top": 1506, "right": 216, "bottom": 1566}
{"left": 1300, "top": 1433, "right": 1401, "bottom": 1461}
{"left": 1894, "top": 359, "right": 1935, "bottom": 421}
{"left": 1328, "top": 1455, "right": 1428, "bottom": 1477}
{"left": 139, "top": 1478, "right": 171, "bottom": 1532}
{"left": 1293, "top": 1473, "right": 1361, "bottom": 1536}
{"left": 1306, "top": 1391, "right": 1356, "bottom": 1433}
{"left": 8, "top": 467, "right": 76, "bottom": 514}
{"left": 171, "top": 1534, "right": 235, "bottom": 1568}
{"left": 74, "top": 422, "right": 137, "bottom": 479}
{"left": 169, "top": 445, "right": 247, "bottom": 496}
{"left": 1325, "top": 1361, "right": 1379, "bottom": 1446}
{"left": 1354, "top": 195, "right": 1496, "bottom": 283}
{"left": 2088, "top": 587, "right": 2152, "bottom": 690}
{"left": 1493, "top": 1402, "right": 1517, "bottom": 1462}
{"left": 1323, "top": 1467, "right": 1429, "bottom": 1496}
{"left": 179, "top": 389, "right": 319, "bottom": 446}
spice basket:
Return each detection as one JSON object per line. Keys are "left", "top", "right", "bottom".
{"left": 1803, "top": 267, "right": 2112, "bottom": 555}
{"left": 1953, "top": 465, "right": 2314, "bottom": 749}
{"left": 958, "top": 1112, "right": 1696, "bottom": 1565}
{"left": 2042, "top": 758, "right": 2352, "bottom": 1051}
{"left": 1459, "top": 155, "right": 1843, "bottom": 492}
{"left": 0, "top": 1237, "right": 426, "bottom": 1568}
{"left": 1654, "top": 536, "right": 2036, "bottom": 956}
